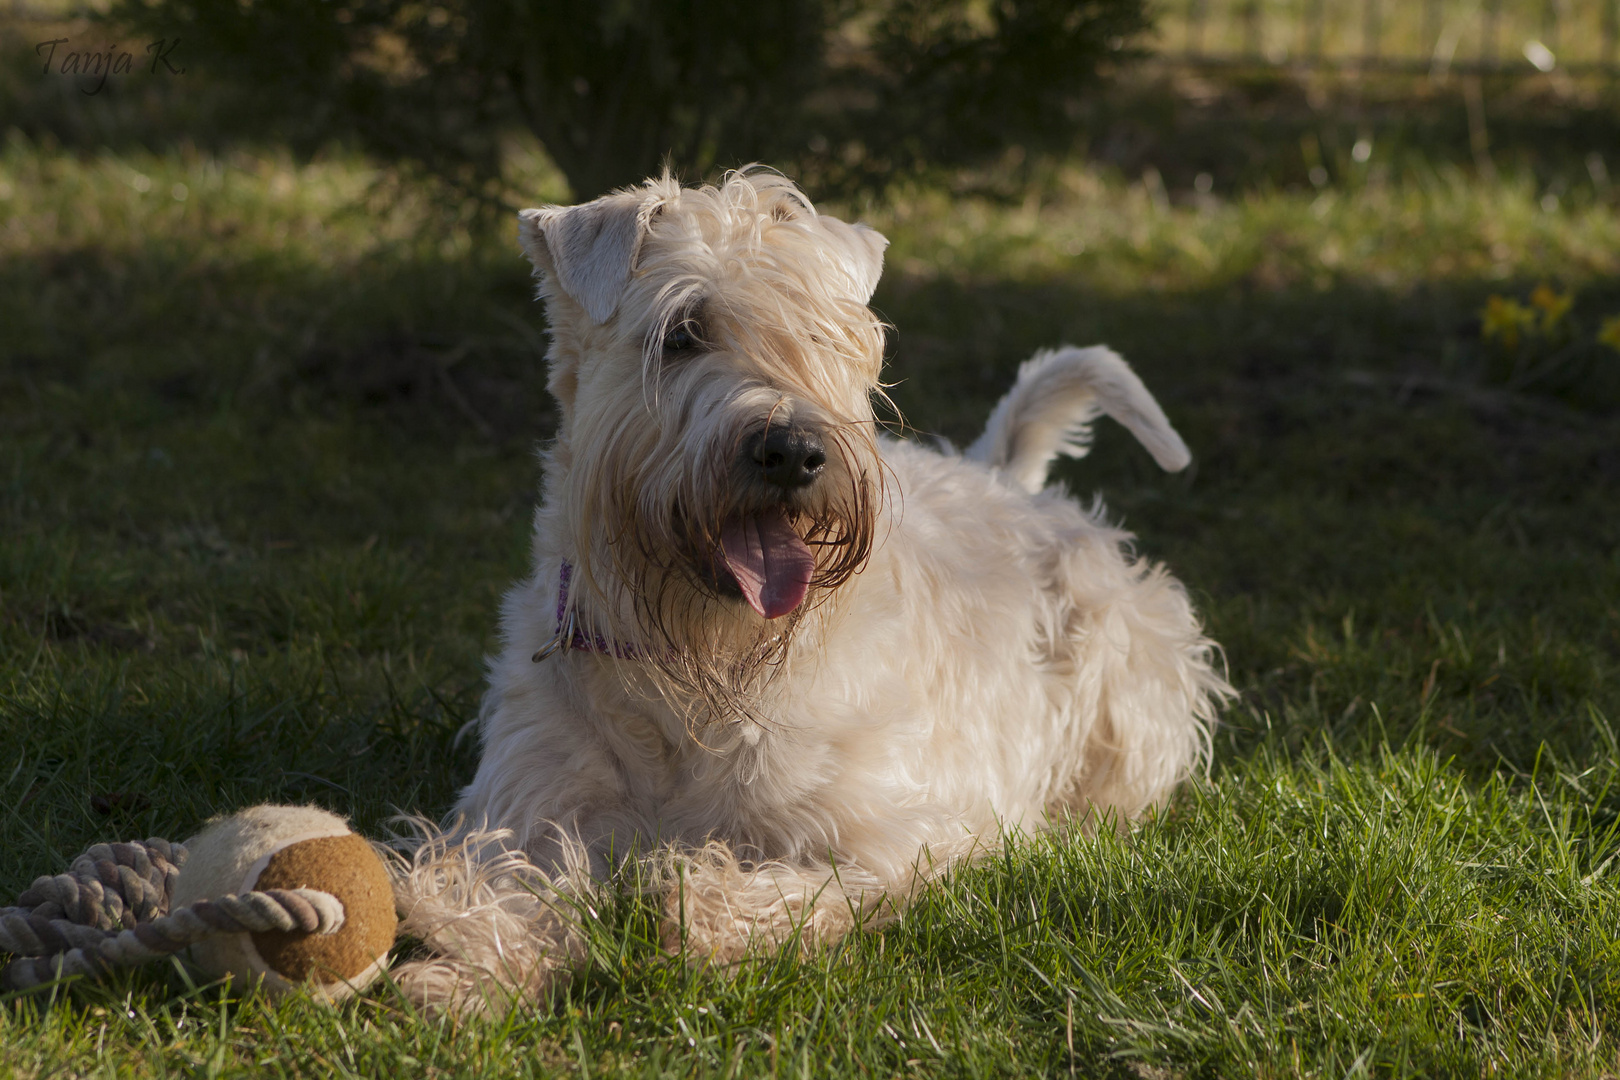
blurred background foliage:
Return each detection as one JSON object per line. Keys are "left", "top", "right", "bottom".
{"left": 83, "top": 0, "right": 1149, "bottom": 204}
{"left": 2, "top": 0, "right": 1617, "bottom": 216}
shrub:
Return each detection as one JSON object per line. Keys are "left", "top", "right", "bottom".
{"left": 107, "top": 0, "right": 1150, "bottom": 201}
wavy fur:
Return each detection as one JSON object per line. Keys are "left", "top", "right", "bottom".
{"left": 389, "top": 170, "right": 1232, "bottom": 1015}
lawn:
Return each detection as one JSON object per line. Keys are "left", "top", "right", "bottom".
{"left": 3, "top": 42, "right": 1620, "bottom": 1077}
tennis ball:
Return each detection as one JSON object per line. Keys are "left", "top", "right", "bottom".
{"left": 171, "top": 804, "right": 396, "bottom": 1000}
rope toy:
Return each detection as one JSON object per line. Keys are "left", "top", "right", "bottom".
{"left": 1, "top": 805, "right": 396, "bottom": 1001}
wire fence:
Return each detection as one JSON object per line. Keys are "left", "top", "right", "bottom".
{"left": 1159, "top": 0, "right": 1620, "bottom": 75}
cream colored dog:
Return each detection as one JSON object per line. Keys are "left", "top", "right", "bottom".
{"left": 391, "top": 170, "right": 1231, "bottom": 1013}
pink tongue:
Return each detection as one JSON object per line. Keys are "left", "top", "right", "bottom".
{"left": 720, "top": 509, "right": 815, "bottom": 619}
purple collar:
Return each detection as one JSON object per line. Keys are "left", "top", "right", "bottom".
{"left": 531, "top": 560, "right": 643, "bottom": 661}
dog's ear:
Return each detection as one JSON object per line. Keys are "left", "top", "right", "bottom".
{"left": 518, "top": 191, "right": 660, "bottom": 324}
{"left": 818, "top": 217, "right": 888, "bottom": 305}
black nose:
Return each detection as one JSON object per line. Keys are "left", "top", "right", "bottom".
{"left": 747, "top": 425, "right": 826, "bottom": 490}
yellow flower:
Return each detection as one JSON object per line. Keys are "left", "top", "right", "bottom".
{"left": 1528, "top": 283, "right": 1574, "bottom": 334}
{"left": 1599, "top": 314, "right": 1620, "bottom": 353}
{"left": 1481, "top": 294, "right": 1535, "bottom": 350}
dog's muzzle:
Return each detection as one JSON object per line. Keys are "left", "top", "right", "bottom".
{"left": 703, "top": 421, "right": 826, "bottom": 620}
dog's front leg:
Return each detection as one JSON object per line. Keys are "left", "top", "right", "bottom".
{"left": 387, "top": 823, "right": 595, "bottom": 1017}
{"left": 660, "top": 848, "right": 895, "bottom": 963}
{"left": 659, "top": 828, "right": 999, "bottom": 963}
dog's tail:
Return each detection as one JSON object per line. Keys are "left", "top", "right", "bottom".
{"left": 964, "top": 345, "right": 1191, "bottom": 493}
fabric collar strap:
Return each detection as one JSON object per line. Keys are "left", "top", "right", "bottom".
{"left": 531, "top": 560, "right": 642, "bottom": 661}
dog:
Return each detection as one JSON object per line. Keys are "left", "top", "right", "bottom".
{"left": 390, "top": 169, "right": 1232, "bottom": 1013}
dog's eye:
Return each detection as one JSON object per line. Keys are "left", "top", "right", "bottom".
{"left": 663, "top": 323, "right": 701, "bottom": 354}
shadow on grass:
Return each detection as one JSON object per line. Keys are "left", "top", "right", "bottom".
{"left": 880, "top": 271, "right": 1620, "bottom": 771}
{"left": 2, "top": 231, "right": 1618, "bottom": 848}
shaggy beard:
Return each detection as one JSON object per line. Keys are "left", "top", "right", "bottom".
{"left": 571, "top": 421, "right": 880, "bottom": 730}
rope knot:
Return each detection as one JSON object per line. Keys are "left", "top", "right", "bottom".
{"left": 0, "top": 837, "right": 344, "bottom": 992}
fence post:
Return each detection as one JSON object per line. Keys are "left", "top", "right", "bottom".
{"left": 1363, "top": 0, "right": 1381, "bottom": 64}
{"left": 1607, "top": 0, "right": 1618, "bottom": 72}
{"left": 1422, "top": 0, "right": 1442, "bottom": 64}
{"left": 1186, "top": 0, "right": 1209, "bottom": 58}
{"left": 1482, "top": 0, "right": 1502, "bottom": 67}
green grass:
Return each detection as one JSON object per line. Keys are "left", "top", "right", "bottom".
{"left": 1153, "top": 0, "right": 1616, "bottom": 69}
{"left": 4, "top": 77, "right": 1620, "bottom": 1077}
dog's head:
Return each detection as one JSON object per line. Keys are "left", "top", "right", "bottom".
{"left": 518, "top": 170, "right": 889, "bottom": 703}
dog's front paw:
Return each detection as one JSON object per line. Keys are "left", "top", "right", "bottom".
{"left": 660, "top": 850, "right": 897, "bottom": 965}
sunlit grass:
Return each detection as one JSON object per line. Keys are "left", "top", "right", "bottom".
{"left": 872, "top": 162, "right": 1620, "bottom": 292}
